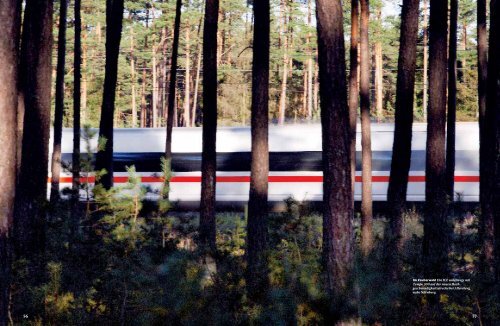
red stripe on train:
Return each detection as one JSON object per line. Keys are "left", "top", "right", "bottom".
{"left": 49, "top": 175, "right": 479, "bottom": 183}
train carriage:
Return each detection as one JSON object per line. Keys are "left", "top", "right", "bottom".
{"left": 49, "top": 123, "right": 480, "bottom": 202}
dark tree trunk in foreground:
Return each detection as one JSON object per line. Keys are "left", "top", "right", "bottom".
{"left": 95, "top": 0, "right": 125, "bottom": 189}
{"left": 348, "top": 0, "right": 359, "bottom": 194}
{"left": 246, "top": 0, "right": 270, "bottom": 300}
{"left": 477, "top": 0, "right": 494, "bottom": 277}
{"left": 50, "top": 0, "right": 69, "bottom": 203}
{"left": 316, "top": 0, "right": 354, "bottom": 300}
{"left": 14, "top": 0, "right": 53, "bottom": 258}
{"left": 359, "top": 0, "right": 373, "bottom": 255}
{"left": 446, "top": 0, "right": 458, "bottom": 200}
{"left": 423, "top": 0, "right": 449, "bottom": 276}
{"left": 485, "top": 0, "right": 500, "bottom": 281}
{"left": 73, "top": 0, "right": 82, "bottom": 202}
{"left": 199, "top": 0, "right": 219, "bottom": 251}
{"left": 165, "top": 0, "right": 182, "bottom": 169}
{"left": 0, "top": 1, "right": 20, "bottom": 322}
{"left": 386, "top": 0, "right": 420, "bottom": 275}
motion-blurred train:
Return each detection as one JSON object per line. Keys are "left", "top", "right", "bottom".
{"left": 49, "top": 123, "right": 480, "bottom": 202}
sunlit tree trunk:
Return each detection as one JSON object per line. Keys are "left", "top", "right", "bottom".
{"left": 278, "top": 0, "right": 288, "bottom": 125}
{"left": 374, "top": 7, "right": 383, "bottom": 122}
{"left": 246, "top": 0, "right": 270, "bottom": 300}
{"left": 130, "top": 27, "right": 137, "bottom": 127}
{"left": 306, "top": 0, "right": 313, "bottom": 120}
{"left": 73, "top": 0, "right": 82, "bottom": 205}
{"left": 423, "top": 0, "right": 449, "bottom": 276}
{"left": 183, "top": 23, "right": 191, "bottom": 127}
{"left": 191, "top": 17, "right": 203, "bottom": 127}
{"left": 386, "top": 0, "right": 420, "bottom": 277}
{"left": 199, "top": 0, "right": 219, "bottom": 251}
{"left": 0, "top": 1, "right": 20, "bottom": 322}
{"left": 50, "top": 0, "right": 69, "bottom": 203}
{"left": 316, "top": 0, "right": 353, "bottom": 302}
{"left": 349, "top": 0, "right": 359, "bottom": 195}
{"left": 359, "top": 0, "right": 373, "bottom": 255}
{"left": 152, "top": 49, "right": 158, "bottom": 128}
{"left": 95, "top": 0, "right": 125, "bottom": 189}
{"left": 15, "top": 0, "right": 53, "bottom": 258}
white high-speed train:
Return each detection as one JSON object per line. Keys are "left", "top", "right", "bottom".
{"left": 49, "top": 123, "right": 480, "bottom": 202}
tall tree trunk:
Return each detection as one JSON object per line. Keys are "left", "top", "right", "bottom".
{"left": 140, "top": 68, "right": 147, "bottom": 128}
{"left": 152, "top": 49, "right": 158, "bottom": 128}
{"left": 423, "top": 0, "right": 449, "bottom": 276}
{"left": 130, "top": 27, "right": 137, "bottom": 127}
{"left": 165, "top": 0, "right": 182, "bottom": 175}
{"left": 316, "top": 0, "right": 353, "bottom": 302}
{"left": 374, "top": 7, "right": 383, "bottom": 122}
{"left": 359, "top": 0, "right": 373, "bottom": 255}
{"left": 73, "top": 0, "right": 82, "bottom": 204}
{"left": 485, "top": 0, "right": 500, "bottom": 281}
{"left": 349, "top": 0, "right": 359, "bottom": 195}
{"left": 306, "top": 0, "right": 313, "bottom": 120}
{"left": 477, "top": 0, "right": 494, "bottom": 277}
{"left": 386, "top": 0, "right": 420, "bottom": 277}
{"left": 422, "top": 0, "right": 429, "bottom": 119}
{"left": 199, "top": 0, "right": 219, "bottom": 251}
{"left": 183, "top": 24, "right": 191, "bottom": 127}
{"left": 14, "top": 0, "right": 53, "bottom": 258}
{"left": 446, "top": 0, "right": 458, "bottom": 200}
{"left": 278, "top": 0, "right": 288, "bottom": 125}
{"left": 0, "top": 1, "right": 20, "bottom": 322}
{"left": 95, "top": 0, "right": 125, "bottom": 190}
{"left": 246, "top": 0, "right": 270, "bottom": 300}
{"left": 50, "top": 0, "right": 69, "bottom": 203}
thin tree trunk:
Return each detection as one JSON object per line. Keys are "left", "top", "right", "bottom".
{"left": 316, "top": 0, "right": 353, "bottom": 303}
{"left": 423, "top": 0, "right": 449, "bottom": 276}
{"left": 199, "top": 0, "right": 219, "bottom": 251}
{"left": 246, "top": 0, "right": 270, "bottom": 300}
{"left": 374, "top": 7, "right": 383, "bottom": 122}
{"left": 152, "top": 49, "right": 158, "bottom": 128}
{"left": 95, "top": 0, "right": 125, "bottom": 190}
{"left": 183, "top": 24, "right": 191, "bottom": 127}
{"left": 130, "top": 27, "right": 137, "bottom": 127}
{"left": 15, "top": 0, "right": 53, "bottom": 258}
{"left": 165, "top": 0, "right": 182, "bottom": 173}
{"left": 386, "top": 0, "right": 420, "bottom": 277}
{"left": 359, "top": 0, "right": 373, "bottom": 255}
{"left": 278, "top": 0, "right": 288, "bottom": 125}
{"left": 0, "top": 1, "right": 20, "bottom": 322}
{"left": 306, "top": 0, "right": 313, "bottom": 120}
{"left": 485, "top": 0, "right": 500, "bottom": 281}
{"left": 477, "top": 0, "right": 494, "bottom": 277}
{"left": 422, "top": 0, "right": 429, "bottom": 119}
{"left": 81, "top": 31, "right": 88, "bottom": 124}
{"left": 140, "top": 68, "right": 147, "bottom": 128}
{"left": 446, "top": 0, "right": 457, "bottom": 200}
{"left": 349, "top": 0, "right": 359, "bottom": 195}
{"left": 192, "top": 46, "right": 202, "bottom": 127}
{"left": 73, "top": 0, "right": 82, "bottom": 206}
{"left": 50, "top": 0, "right": 69, "bottom": 203}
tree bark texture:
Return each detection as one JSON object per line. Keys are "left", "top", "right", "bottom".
{"left": 423, "top": 0, "right": 450, "bottom": 276}
{"left": 0, "top": 0, "right": 20, "bottom": 322}
{"left": 246, "top": 0, "right": 271, "bottom": 300}
{"left": 199, "top": 0, "right": 219, "bottom": 251}
{"left": 386, "top": 0, "right": 420, "bottom": 275}
{"left": 316, "top": 0, "right": 354, "bottom": 299}
{"left": 349, "top": 0, "right": 359, "bottom": 196}
{"left": 15, "top": 0, "right": 53, "bottom": 257}
{"left": 359, "top": 0, "right": 373, "bottom": 255}
{"left": 95, "top": 0, "right": 125, "bottom": 189}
